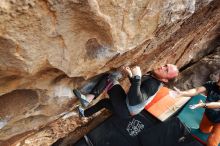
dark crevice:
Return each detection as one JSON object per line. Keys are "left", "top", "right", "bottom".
{"left": 179, "top": 22, "right": 220, "bottom": 72}
{"left": 179, "top": 46, "right": 219, "bottom": 72}
{"left": 179, "top": 60, "right": 197, "bottom": 72}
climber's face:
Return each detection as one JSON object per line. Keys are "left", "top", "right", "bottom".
{"left": 153, "top": 64, "right": 179, "bottom": 82}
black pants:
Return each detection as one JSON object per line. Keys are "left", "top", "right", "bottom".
{"left": 140, "top": 118, "right": 196, "bottom": 146}
{"left": 84, "top": 84, "right": 131, "bottom": 119}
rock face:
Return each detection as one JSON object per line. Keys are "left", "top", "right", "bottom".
{"left": 173, "top": 48, "right": 220, "bottom": 90}
{"left": 0, "top": 0, "right": 219, "bottom": 145}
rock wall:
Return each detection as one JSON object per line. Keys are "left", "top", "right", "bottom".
{"left": 173, "top": 48, "right": 220, "bottom": 90}
{"left": 0, "top": 0, "right": 219, "bottom": 145}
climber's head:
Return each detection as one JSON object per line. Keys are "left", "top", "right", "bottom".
{"left": 153, "top": 64, "right": 179, "bottom": 83}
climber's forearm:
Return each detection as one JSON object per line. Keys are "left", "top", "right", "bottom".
{"left": 204, "top": 101, "right": 220, "bottom": 109}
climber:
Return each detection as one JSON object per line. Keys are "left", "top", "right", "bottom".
{"left": 175, "top": 74, "right": 220, "bottom": 146}
{"left": 73, "top": 64, "right": 179, "bottom": 119}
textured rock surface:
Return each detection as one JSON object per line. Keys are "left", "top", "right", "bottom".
{"left": 173, "top": 48, "right": 220, "bottom": 90}
{"left": 0, "top": 0, "right": 219, "bottom": 145}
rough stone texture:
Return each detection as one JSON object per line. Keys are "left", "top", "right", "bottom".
{"left": 0, "top": 0, "right": 219, "bottom": 145}
{"left": 172, "top": 48, "right": 220, "bottom": 90}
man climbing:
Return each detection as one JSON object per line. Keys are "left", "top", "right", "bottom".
{"left": 73, "top": 64, "right": 179, "bottom": 119}
{"left": 175, "top": 74, "right": 220, "bottom": 146}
